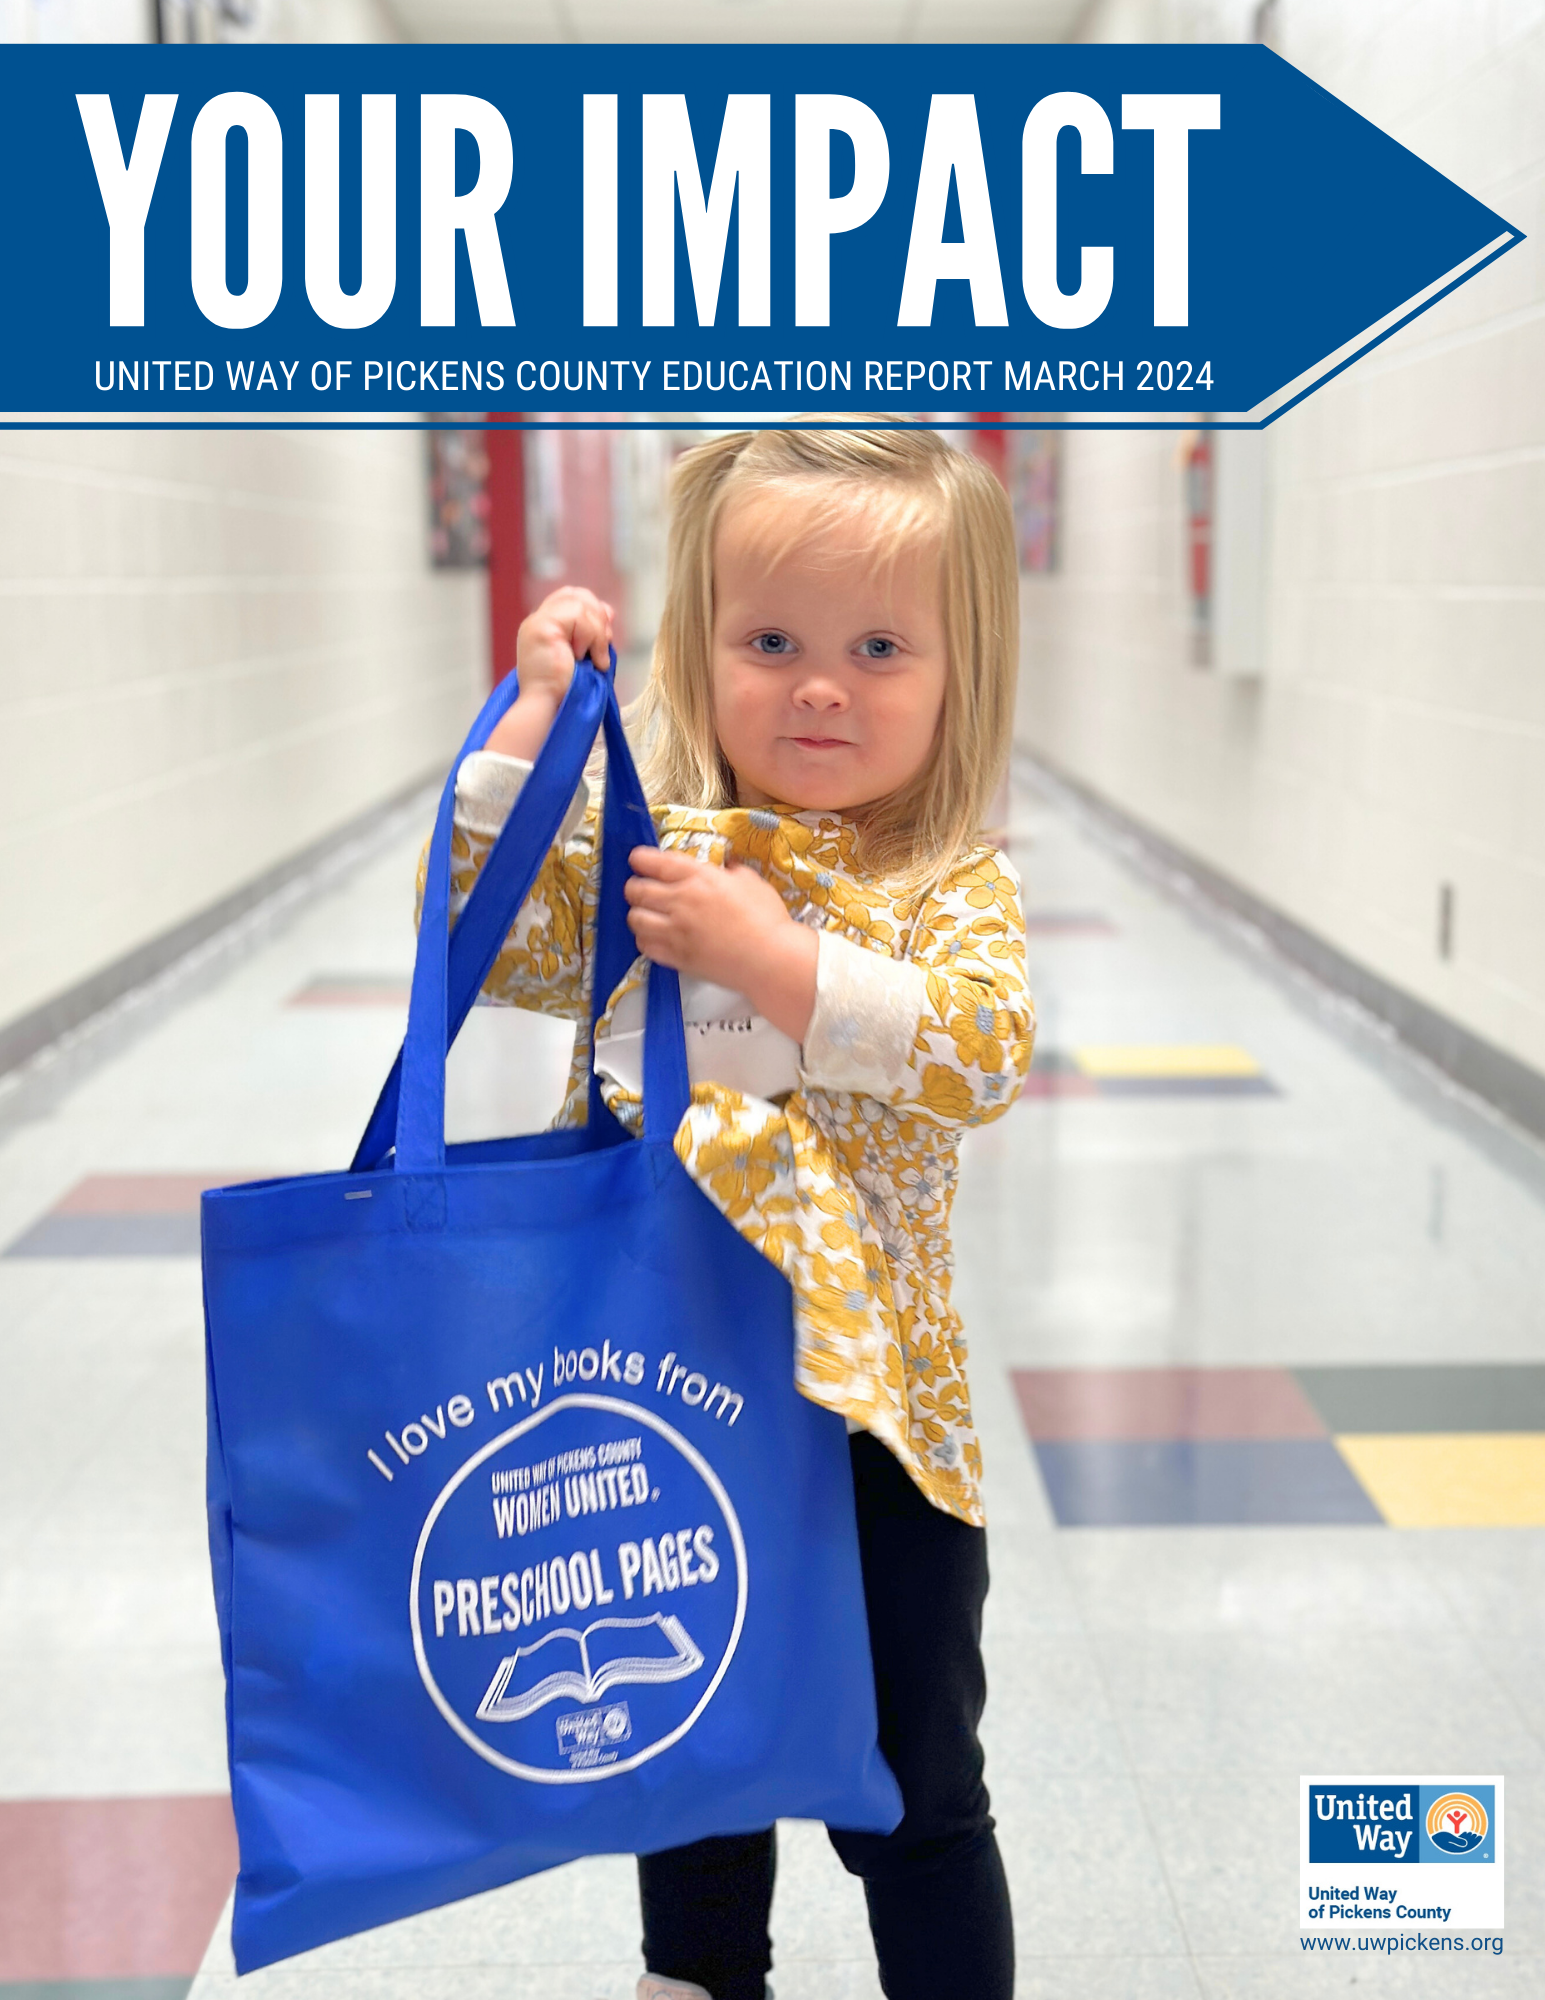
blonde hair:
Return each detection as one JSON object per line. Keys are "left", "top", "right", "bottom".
{"left": 632, "top": 426, "right": 1018, "bottom": 888}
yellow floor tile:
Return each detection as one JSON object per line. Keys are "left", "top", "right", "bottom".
{"left": 1335, "top": 1433, "right": 1545, "bottom": 1527}
{"left": 1072, "top": 1043, "right": 1262, "bottom": 1079}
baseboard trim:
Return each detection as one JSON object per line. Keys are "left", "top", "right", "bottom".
{"left": 1017, "top": 746, "right": 1545, "bottom": 1153}
{"left": 0, "top": 769, "right": 439, "bottom": 1114}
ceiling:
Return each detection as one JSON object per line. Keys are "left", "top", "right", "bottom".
{"left": 383, "top": 0, "right": 1088, "bottom": 43}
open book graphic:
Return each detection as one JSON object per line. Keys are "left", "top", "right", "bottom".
{"left": 475, "top": 1614, "right": 705, "bottom": 1723}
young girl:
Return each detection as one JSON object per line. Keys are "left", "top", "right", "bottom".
{"left": 439, "top": 427, "right": 1032, "bottom": 2000}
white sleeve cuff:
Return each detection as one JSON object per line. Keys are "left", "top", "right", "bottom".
{"left": 454, "top": 750, "right": 588, "bottom": 843}
{"left": 801, "top": 929, "right": 927, "bottom": 1100}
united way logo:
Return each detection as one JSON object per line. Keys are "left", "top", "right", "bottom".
{"left": 1427, "top": 1792, "right": 1488, "bottom": 1855}
{"left": 409, "top": 1395, "right": 746, "bottom": 1784}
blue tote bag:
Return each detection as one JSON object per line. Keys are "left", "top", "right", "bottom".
{"left": 201, "top": 658, "right": 902, "bottom": 1972}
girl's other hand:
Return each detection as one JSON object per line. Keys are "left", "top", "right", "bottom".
{"left": 625, "top": 847, "right": 818, "bottom": 1045}
{"left": 484, "top": 586, "right": 614, "bottom": 761}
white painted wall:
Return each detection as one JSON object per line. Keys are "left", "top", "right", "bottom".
{"left": 0, "top": 431, "right": 485, "bottom": 1033}
{"left": 0, "top": 0, "right": 479, "bottom": 1048}
{"left": 1020, "top": 0, "right": 1545, "bottom": 1074}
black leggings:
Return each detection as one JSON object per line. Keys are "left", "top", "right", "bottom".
{"left": 637, "top": 1431, "right": 1014, "bottom": 2000}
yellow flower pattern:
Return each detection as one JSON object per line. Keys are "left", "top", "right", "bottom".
{"left": 429, "top": 801, "right": 1035, "bottom": 1526}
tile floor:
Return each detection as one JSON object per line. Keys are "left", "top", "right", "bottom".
{"left": 1013, "top": 1363, "right": 1545, "bottom": 1526}
{"left": 0, "top": 770, "right": 1541, "bottom": 1997}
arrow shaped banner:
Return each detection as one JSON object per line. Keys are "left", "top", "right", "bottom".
{"left": 0, "top": 41, "right": 1521, "bottom": 426}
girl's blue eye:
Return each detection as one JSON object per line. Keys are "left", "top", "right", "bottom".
{"left": 859, "top": 637, "right": 898, "bottom": 660}
{"left": 752, "top": 632, "right": 793, "bottom": 656}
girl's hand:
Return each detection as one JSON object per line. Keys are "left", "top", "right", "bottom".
{"left": 484, "top": 586, "right": 614, "bottom": 761}
{"left": 625, "top": 848, "right": 819, "bottom": 1045}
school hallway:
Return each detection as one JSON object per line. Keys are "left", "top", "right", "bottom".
{"left": 0, "top": 759, "right": 1538, "bottom": 2000}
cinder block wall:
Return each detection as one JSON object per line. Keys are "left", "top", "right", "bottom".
{"left": 0, "top": 429, "right": 484, "bottom": 1039}
{"left": 1021, "top": 0, "right": 1545, "bottom": 1074}
{"left": 0, "top": 0, "right": 473, "bottom": 1049}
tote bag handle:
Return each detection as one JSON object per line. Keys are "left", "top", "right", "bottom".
{"left": 351, "top": 654, "right": 689, "bottom": 1174}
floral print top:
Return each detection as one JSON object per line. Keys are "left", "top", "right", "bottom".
{"left": 436, "top": 762, "right": 1034, "bottom": 1526}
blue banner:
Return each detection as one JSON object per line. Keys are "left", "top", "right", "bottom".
{"left": 0, "top": 42, "right": 1521, "bottom": 425}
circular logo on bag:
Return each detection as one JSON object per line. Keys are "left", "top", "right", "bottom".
{"left": 409, "top": 1395, "right": 747, "bottom": 1784}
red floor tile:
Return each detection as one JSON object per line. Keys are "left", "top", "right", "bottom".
{"left": 0, "top": 1796, "right": 237, "bottom": 1981}
{"left": 52, "top": 1176, "right": 257, "bottom": 1216}
{"left": 1020, "top": 1052, "right": 1100, "bottom": 1100}
{"left": 1012, "top": 1366, "right": 1328, "bottom": 1441}
{"left": 288, "top": 976, "right": 411, "bottom": 1006}
{"left": 1020, "top": 1071, "right": 1101, "bottom": 1098}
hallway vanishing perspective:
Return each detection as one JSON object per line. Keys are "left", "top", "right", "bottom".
{"left": 0, "top": 0, "right": 1538, "bottom": 1985}
{"left": 0, "top": 757, "right": 1539, "bottom": 1999}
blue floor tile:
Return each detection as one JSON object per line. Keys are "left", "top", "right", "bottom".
{"left": 2, "top": 1215, "right": 201, "bottom": 1258}
{"left": 1032, "top": 1438, "right": 1385, "bottom": 1527}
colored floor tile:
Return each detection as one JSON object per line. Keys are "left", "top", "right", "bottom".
{"left": 1020, "top": 1049, "right": 1100, "bottom": 1099}
{"left": 4, "top": 1215, "right": 203, "bottom": 1257}
{"left": 1020, "top": 1046, "right": 1278, "bottom": 1099}
{"left": 54, "top": 1176, "right": 233, "bottom": 1214}
{"left": 287, "top": 974, "right": 411, "bottom": 1007}
{"left": 0, "top": 1798, "right": 237, "bottom": 1985}
{"left": 1071, "top": 1043, "right": 1263, "bottom": 1079}
{"left": 1296, "top": 1363, "right": 1545, "bottom": 1433}
{"left": 0, "top": 1981, "right": 191, "bottom": 1999}
{"left": 1091, "top": 1073, "right": 1279, "bottom": 1097}
{"left": 1012, "top": 1366, "right": 1327, "bottom": 1440}
{"left": 3, "top": 1176, "right": 259, "bottom": 1259}
{"left": 1021, "top": 1072, "right": 1101, "bottom": 1099}
{"left": 1032, "top": 1439, "right": 1386, "bottom": 1527}
{"left": 1334, "top": 1433, "right": 1545, "bottom": 1527}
